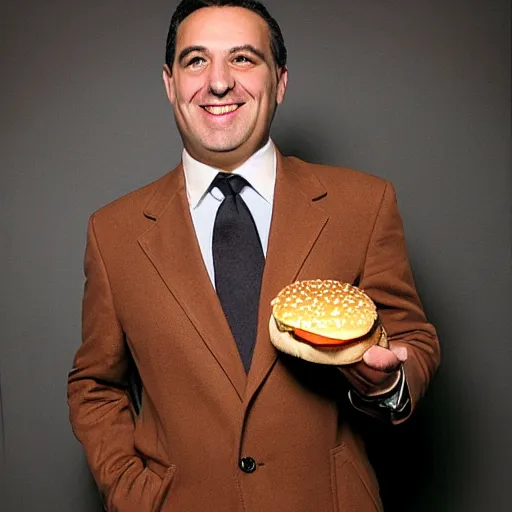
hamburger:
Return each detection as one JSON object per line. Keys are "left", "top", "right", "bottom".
{"left": 269, "top": 279, "right": 388, "bottom": 365}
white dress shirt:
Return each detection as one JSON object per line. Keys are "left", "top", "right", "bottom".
{"left": 182, "top": 138, "right": 276, "bottom": 287}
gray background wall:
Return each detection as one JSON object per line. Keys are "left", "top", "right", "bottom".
{"left": 1, "top": 0, "right": 510, "bottom": 510}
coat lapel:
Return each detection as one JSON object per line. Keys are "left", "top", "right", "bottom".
{"left": 245, "top": 153, "right": 329, "bottom": 402}
{"left": 138, "top": 165, "right": 246, "bottom": 400}
{"left": 137, "top": 155, "right": 329, "bottom": 405}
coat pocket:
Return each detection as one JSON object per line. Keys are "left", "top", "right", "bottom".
{"left": 147, "top": 460, "right": 177, "bottom": 512}
{"left": 330, "top": 443, "right": 382, "bottom": 512}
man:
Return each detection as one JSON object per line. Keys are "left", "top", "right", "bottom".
{"left": 68, "top": 1, "right": 440, "bottom": 511}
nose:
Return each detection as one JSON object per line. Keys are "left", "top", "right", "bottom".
{"left": 207, "top": 60, "right": 235, "bottom": 97}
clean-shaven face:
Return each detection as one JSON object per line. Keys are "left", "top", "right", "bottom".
{"left": 163, "top": 6, "right": 288, "bottom": 170}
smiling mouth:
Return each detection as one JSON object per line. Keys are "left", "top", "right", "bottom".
{"left": 202, "top": 104, "right": 242, "bottom": 116}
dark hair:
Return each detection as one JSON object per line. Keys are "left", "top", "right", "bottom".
{"left": 165, "top": 0, "right": 287, "bottom": 69}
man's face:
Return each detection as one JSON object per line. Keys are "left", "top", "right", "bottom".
{"left": 163, "top": 6, "right": 288, "bottom": 169}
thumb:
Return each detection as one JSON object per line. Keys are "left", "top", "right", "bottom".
{"left": 390, "top": 344, "right": 408, "bottom": 362}
{"left": 362, "top": 345, "right": 401, "bottom": 372}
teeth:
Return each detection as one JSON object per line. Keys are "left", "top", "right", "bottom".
{"left": 204, "top": 105, "right": 239, "bottom": 115}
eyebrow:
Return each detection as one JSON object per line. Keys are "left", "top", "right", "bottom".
{"left": 177, "top": 44, "right": 267, "bottom": 65}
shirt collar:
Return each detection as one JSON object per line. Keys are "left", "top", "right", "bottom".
{"left": 182, "top": 138, "right": 276, "bottom": 209}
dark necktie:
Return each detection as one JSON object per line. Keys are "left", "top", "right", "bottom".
{"left": 211, "top": 173, "right": 265, "bottom": 372}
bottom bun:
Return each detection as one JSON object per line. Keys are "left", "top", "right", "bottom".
{"left": 269, "top": 316, "right": 388, "bottom": 366}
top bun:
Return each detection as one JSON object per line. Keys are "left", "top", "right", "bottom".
{"left": 271, "top": 279, "right": 377, "bottom": 340}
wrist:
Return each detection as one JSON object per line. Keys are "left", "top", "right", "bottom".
{"left": 348, "top": 366, "right": 410, "bottom": 417}
{"left": 361, "top": 369, "right": 402, "bottom": 399}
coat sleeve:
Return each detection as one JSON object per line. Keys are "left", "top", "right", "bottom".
{"left": 67, "top": 214, "right": 162, "bottom": 511}
{"left": 358, "top": 181, "right": 440, "bottom": 424}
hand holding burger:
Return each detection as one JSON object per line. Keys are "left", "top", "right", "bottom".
{"left": 269, "top": 279, "right": 407, "bottom": 397}
{"left": 342, "top": 342, "right": 407, "bottom": 398}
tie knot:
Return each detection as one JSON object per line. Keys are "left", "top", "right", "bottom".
{"left": 211, "top": 173, "right": 250, "bottom": 197}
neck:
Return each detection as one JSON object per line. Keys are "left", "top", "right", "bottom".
{"left": 185, "top": 139, "right": 270, "bottom": 172}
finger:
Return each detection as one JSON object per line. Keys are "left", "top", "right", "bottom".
{"left": 362, "top": 345, "right": 401, "bottom": 372}
{"left": 390, "top": 344, "right": 408, "bottom": 362}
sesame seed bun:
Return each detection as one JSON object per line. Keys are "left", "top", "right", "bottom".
{"left": 269, "top": 280, "right": 387, "bottom": 365}
{"left": 271, "top": 280, "right": 378, "bottom": 340}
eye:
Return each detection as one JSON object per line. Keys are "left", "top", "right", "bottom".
{"left": 233, "top": 55, "right": 254, "bottom": 65}
{"left": 186, "top": 56, "right": 206, "bottom": 69}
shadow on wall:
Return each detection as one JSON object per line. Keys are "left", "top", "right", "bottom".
{"left": 87, "top": 464, "right": 104, "bottom": 510}
{"left": 364, "top": 262, "right": 471, "bottom": 511}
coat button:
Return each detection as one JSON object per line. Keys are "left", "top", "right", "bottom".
{"left": 239, "top": 456, "right": 257, "bottom": 473}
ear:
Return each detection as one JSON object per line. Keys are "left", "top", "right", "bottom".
{"left": 276, "top": 66, "right": 288, "bottom": 105}
{"left": 162, "top": 64, "right": 175, "bottom": 104}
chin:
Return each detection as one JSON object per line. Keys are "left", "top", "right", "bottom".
{"left": 198, "top": 135, "right": 251, "bottom": 154}
{"left": 204, "top": 143, "right": 242, "bottom": 153}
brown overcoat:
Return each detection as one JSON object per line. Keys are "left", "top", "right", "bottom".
{"left": 68, "top": 152, "right": 439, "bottom": 511}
